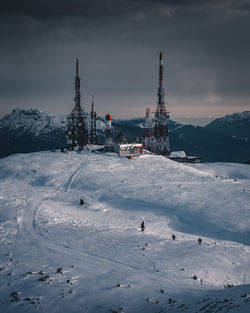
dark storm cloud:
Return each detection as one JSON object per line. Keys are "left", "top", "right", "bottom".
{"left": 0, "top": 0, "right": 140, "bottom": 20}
{"left": 0, "top": 0, "right": 250, "bottom": 117}
{"left": 0, "top": 1, "right": 110, "bottom": 19}
{"left": 1, "top": 0, "right": 249, "bottom": 20}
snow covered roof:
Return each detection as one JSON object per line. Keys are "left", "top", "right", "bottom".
{"left": 117, "top": 143, "right": 143, "bottom": 148}
{"left": 169, "top": 151, "right": 187, "bottom": 158}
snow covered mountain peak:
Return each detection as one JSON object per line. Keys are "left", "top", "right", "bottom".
{"left": 0, "top": 108, "right": 66, "bottom": 136}
{"left": 206, "top": 111, "right": 250, "bottom": 142}
{"left": 219, "top": 111, "right": 250, "bottom": 122}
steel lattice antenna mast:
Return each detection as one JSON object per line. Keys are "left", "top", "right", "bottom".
{"left": 74, "top": 58, "right": 81, "bottom": 108}
{"left": 153, "top": 52, "right": 170, "bottom": 155}
{"left": 143, "top": 108, "right": 153, "bottom": 150}
{"left": 90, "top": 95, "right": 98, "bottom": 144}
{"left": 66, "top": 58, "right": 88, "bottom": 150}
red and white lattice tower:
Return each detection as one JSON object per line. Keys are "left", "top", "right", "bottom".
{"left": 143, "top": 108, "right": 154, "bottom": 150}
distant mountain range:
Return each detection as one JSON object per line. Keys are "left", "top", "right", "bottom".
{"left": 0, "top": 108, "right": 249, "bottom": 163}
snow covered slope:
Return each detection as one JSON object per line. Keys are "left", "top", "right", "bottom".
{"left": 0, "top": 151, "right": 250, "bottom": 313}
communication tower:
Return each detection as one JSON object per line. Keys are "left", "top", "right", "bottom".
{"left": 66, "top": 59, "right": 88, "bottom": 150}
{"left": 152, "top": 52, "right": 170, "bottom": 155}
{"left": 90, "top": 96, "right": 98, "bottom": 144}
{"left": 143, "top": 108, "right": 154, "bottom": 150}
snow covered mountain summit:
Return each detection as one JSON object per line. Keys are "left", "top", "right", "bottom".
{"left": 218, "top": 111, "right": 250, "bottom": 122}
{"left": 206, "top": 111, "right": 250, "bottom": 138}
{"left": 0, "top": 108, "right": 66, "bottom": 137}
{"left": 0, "top": 109, "right": 68, "bottom": 157}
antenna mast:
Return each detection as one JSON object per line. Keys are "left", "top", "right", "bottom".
{"left": 152, "top": 52, "right": 170, "bottom": 155}
{"left": 66, "top": 58, "right": 88, "bottom": 150}
{"left": 90, "top": 96, "right": 98, "bottom": 144}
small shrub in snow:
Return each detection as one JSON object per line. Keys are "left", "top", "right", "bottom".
{"left": 224, "top": 284, "right": 234, "bottom": 288}
{"left": 80, "top": 199, "right": 84, "bottom": 205}
{"left": 198, "top": 238, "right": 202, "bottom": 244}
{"left": 10, "top": 291, "right": 20, "bottom": 302}
{"left": 10, "top": 291, "right": 19, "bottom": 298}
{"left": 193, "top": 275, "right": 198, "bottom": 280}
{"left": 38, "top": 275, "right": 50, "bottom": 282}
{"left": 56, "top": 267, "right": 63, "bottom": 274}
{"left": 23, "top": 297, "right": 31, "bottom": 301}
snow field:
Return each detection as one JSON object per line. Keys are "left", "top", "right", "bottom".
{"left": 0, "top": 150, "right": 249, "bottom": 312}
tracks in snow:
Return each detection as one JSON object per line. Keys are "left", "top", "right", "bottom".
{"left": 60, "top": 158, "right": 89, "bottom": 192}
{"left": 19, "top": 198, "right": 170, "bottom": 280}
{"left": 17, "top": 157, "right": 172, "bottom": 283}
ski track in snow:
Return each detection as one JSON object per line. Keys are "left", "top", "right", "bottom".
{"left": 17, "top": 159, "right": 172, "bottom": 284}
{"left": 20, "top": 198, "right": 143, "bottom": 273}
{"left": 60, "top": 158, "right": 89, "bottom": 192}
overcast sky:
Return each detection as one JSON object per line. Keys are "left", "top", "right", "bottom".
{"left": 0, "top": 0, "right": 250, "bottom": 120}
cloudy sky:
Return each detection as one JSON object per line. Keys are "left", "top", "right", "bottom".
{"left": 0, "top": 0, "right": 250, "bottom": 121}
